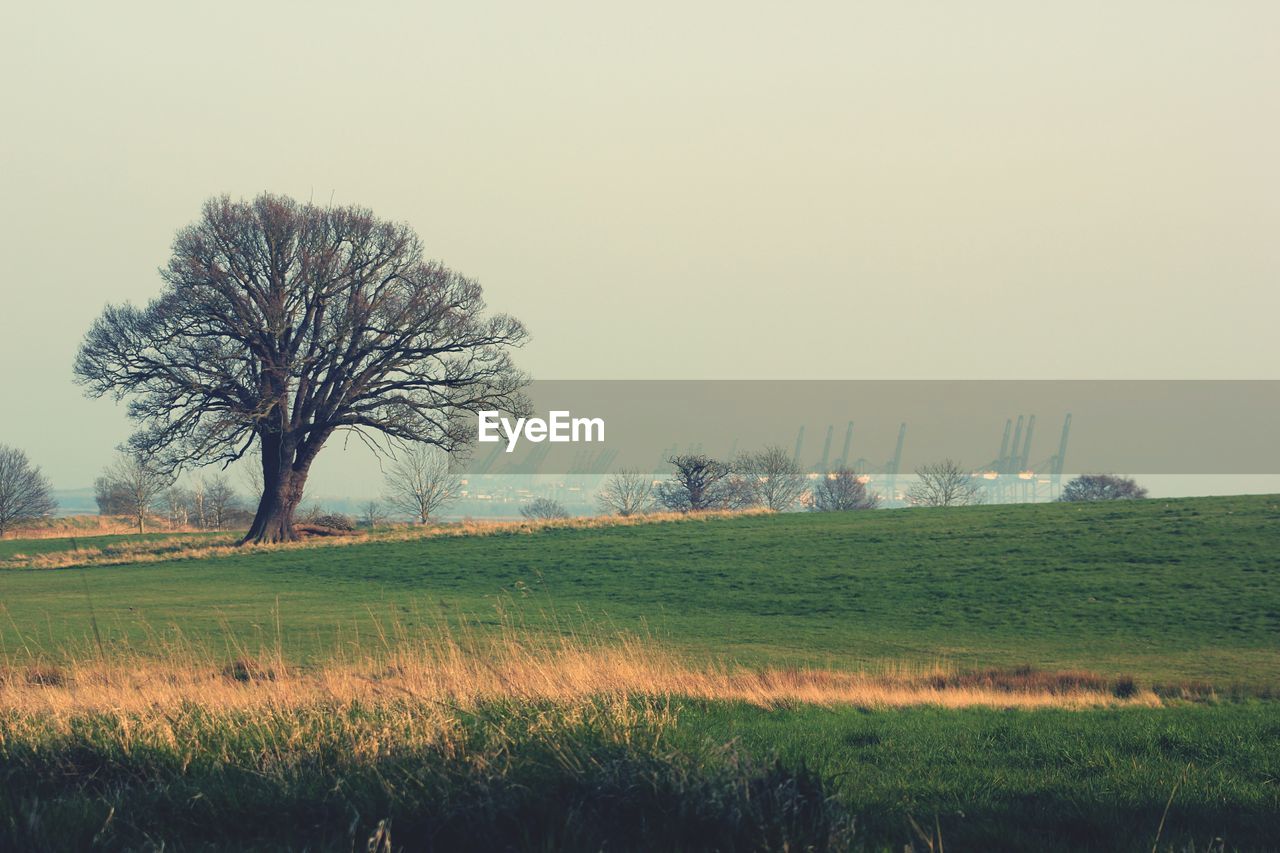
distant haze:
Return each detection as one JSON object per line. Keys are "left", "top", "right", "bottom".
{"left": 1, "top": 2, "right": 1277, "bottom": 500}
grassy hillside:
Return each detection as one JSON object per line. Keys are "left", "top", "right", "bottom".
{"left": 2, "top": 495, "right": 1278, "bottom": 686}
{"left": 3, "top": 495, "right": 1279, "bottom": 850}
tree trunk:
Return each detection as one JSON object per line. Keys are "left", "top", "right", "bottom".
{"left": 241, "top": 430, "right": 323, "bottom": 545}
{"left": 242, "top": 436, "right": 309, "bottom": 544}
{"left": 243, "top": 478, "right": 301, "bottom": 544}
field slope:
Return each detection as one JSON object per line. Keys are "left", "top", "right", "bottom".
{"left": 2, "top": 494, "right": 1277, "bottom": 687}
{"left": 3, "top": 495, "right": 1280, "bottom": 850}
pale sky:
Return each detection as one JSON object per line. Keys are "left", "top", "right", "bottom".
{"left": 1, "top": 1, "right": 1277, "bottom": 497}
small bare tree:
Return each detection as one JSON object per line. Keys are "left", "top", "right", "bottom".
{"left": 656, "top": 454, "right": 745, "bottom": 512}
{"left": 163, "top": 486, "right": 191, "bottom": 529}
{"left": 596, "top": 469, "right": 657, "bottom": 516}
{"left": 238, "top": 461, "right": 264, "bottom": 506}
{"left": 807, "top": 468, "right": 880, "bottom": 512}
{"left": 94, "top": 476, "right": 131, "bottom": 515}
{"left": 0, "top": 446, "right": 57, "bottom": 536}
{"left": 204, "top": 475, "right": 240, "bottom": 528}
{"left": 735, "top": 445, "right": 805, "bottom": 511}
{"left": 187, "top": 477, "right": 208, "bottom": 529}
{"left": 361, "top": 500, "right": 389, "bottom": 528}
{"left": 907, "top": 459, "right": 981, "bottom": 507}
{"left": 521, "top": 497, "right": 568, "bottom": 520}
{"left": 384, "top": 445, "right": 461, "bottom": 523}
{"left": 1059, "top": 474, "right": 1148, "bottom": 502}
{"left": 100, "top": 453, "right": 175, "bottom": 533}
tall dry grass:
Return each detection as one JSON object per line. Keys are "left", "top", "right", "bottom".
{"left": 0, "top": 615, "right": 1158, "bottom": 718}
{"left": 1, "top": 513, "right": 206, "bottom": 540}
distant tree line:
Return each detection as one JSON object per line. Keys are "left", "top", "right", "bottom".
{"left": 3, "top": 436, "right": 1153, "bottom": 539}
{"left": 590, "top": 446, "right": 881, "bottom": 518}
{"left": 588, "top": 450, "right": 1149, "bottom": 518}
{"left": 94, "top": 452, "right": 249, "bottom": 533}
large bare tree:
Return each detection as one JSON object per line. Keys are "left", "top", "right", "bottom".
{"left": 907, "top": 459, "right": 982, "bottom": 507}
{"left": 0, "top": 446, "right": 57, "bottom": 536}
{"left": 384, "top": 445, "right": 461, "bottom": 523}
{"left": 75, "top": 194, "right": 529, "bottom": 543}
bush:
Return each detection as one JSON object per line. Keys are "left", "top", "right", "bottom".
{"left": 521, "top": 497, "right": 568, "bottom": 520}
{"left": 806, "top": 468, "right": 879, "bottom": 512}
{"left": 656, "top": 454, "right": 755, "bottom": 512}
{"left": 1059, "top": 474, "right": 1148, "bottom": 502}
{"left": 310, "top": 512, "right": 356, "bottom": 531}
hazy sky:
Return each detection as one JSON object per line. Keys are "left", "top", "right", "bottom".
{"left": 1, "top": 2, "right": 1277, "bottom": 496}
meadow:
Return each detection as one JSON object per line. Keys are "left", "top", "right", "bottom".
{"left": 2, "top": 494, "right": 1279, "bottom": 850}
{"left": 3, "top": 494, "right": 1277, "bottom": 686}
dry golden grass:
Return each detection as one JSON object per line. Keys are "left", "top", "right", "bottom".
{"left": 0, "top": 508, "right": 772, "bottom": 570}
{"left": 0, "top": 624, "right": 1159, "bottom": 718}
{"left": 0, "top": 514, "right": 204, "bottom": 540}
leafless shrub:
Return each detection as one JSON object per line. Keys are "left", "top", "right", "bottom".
{"left": 596, "top": 469, "right": 657, "bottom": 517}
{"left": 361, "top": 501, "right": 389, "bottom": 528}
{"left": 521, "top": 497, "right": 568, "bottom": 520}
{"left": 735, "top": 446, "right": 805, "bottom": 511}
{"left": 657, "top": 454, "right": 756, "bottom": 512}
{"left": 806, "top": 468, "right": 880, "bottom": 512}
{"left": 296, "top": 508, "right": 355, "bottom": 533}
{"left": 1059, "top": 473, "right": 1148, "bottom": 502}
{"left": 906, "top": 459, "right": 982, "bottom": 507}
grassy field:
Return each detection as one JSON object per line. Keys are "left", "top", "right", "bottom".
{"left": 2, "top": 495, "right": 1278, "bottom": 850}
{"left": 2, "top": 494, "right": 1277, "bottom": 686}
{"left": 2, "top": 689, "right": 1276, "bottom": 850}
{"left": 681, "top": 701, "right": 1280, "bottom": 850}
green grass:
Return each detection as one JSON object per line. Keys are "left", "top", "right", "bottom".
{"left": 2, "top": 495, "right": 1277, "bottom": 686}
{"left": 3, "top": 698, "right": 1276, "bottom": 851}
{"left": 4, "top": 495, "right": 1280, "bottom": 849}
{"left": 679, "top": 701, "right": 1280, "bottom": 851}
{"left": 0, "top": 698, "right": 850, "bottom": 852}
